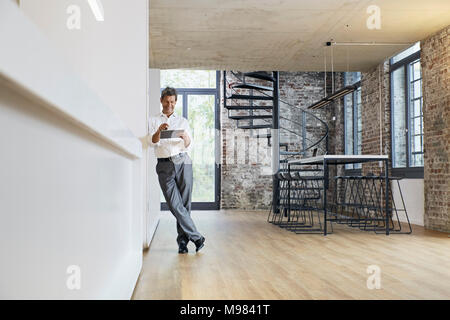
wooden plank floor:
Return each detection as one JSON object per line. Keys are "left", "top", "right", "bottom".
{"left": 131, "top": 210, "right": 450, "bottom": 300}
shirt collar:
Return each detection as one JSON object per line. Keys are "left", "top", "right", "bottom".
{"left": 160, "top": 111, "right": 177, "bottom": 119}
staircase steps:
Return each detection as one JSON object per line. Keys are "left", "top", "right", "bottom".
{"left": 280, "top": 187, "right": 323, "bottom": 191}
{"left": 231, "top": 83, "right": 274, "bottom": 91}
{"left": 225, "top": 105, "right": 273, "bottom": 111}
{"left": 237, "top": 124, "right": 272, "bottom": 130}
{"left": 224, "top": 71, "right": 334, "bottom": 234}
{"left": 244, "top": 72, "right": 276, "bottom": 82}
{"left": 229, "top": 115, "right": 272, "bottom": 120}
{"left": 228, "top": 94, "right": 273, "bottom": 101}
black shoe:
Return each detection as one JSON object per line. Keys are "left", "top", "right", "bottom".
{"left": 194, "top": 237, "right": 205, "bottom": 252}
{"left": 178, "top": 242, "right": 188, "bottom": 254}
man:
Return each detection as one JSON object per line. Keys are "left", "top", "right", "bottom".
{"left": 148, "top": 87, "right": 205, "bottom": 254}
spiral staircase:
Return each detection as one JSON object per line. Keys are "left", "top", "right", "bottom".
{"left": 223, "top": 71, "right": 330, "bottom": 232}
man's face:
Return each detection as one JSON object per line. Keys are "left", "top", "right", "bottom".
{"left": 160, "top": 95, "right": 177, "bottom": 115}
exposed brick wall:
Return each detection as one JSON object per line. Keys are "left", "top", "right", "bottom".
{"left": 221, "top": 71, "right": 335, "bottom": 209}
{"left": 278, "top": 72, "right": 333, "bottom": 156}
{"left": 333, "top": 74, "right": 345, "bottom": 156}
{"left": 421, "top": 26, "right": 450, "bottom": 233}
{"left": 221, "top": 71, "right": 272, "bottom": 210}
{"left": 330, "top": 74, "right": 345, "bottom": 202}
{"left": 352, "top": 25, "right": 450, "bottom": 233}
{"left": 360, "top": 61, "right": 391, "bottom": 176}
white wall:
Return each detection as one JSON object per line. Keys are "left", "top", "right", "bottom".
{"left": 20, "top": 1, "right": 150, "bottom": 233}
{"left": 20, "top": 0, "right": 148, "bottom": 137}
{"left": 392, "top": 179, "right": 424, "bottom": 226}
{"left": 0, "top": 84, "right": 142, "bottom": 299}
{"left": 0, "top": 0, "right": 153, "bottom": 298}
{"left": 144, "top": 68, "right": 161, "bottom": 248}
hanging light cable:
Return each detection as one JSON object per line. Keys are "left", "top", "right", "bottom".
{"left": 309, "top": 42, "right": 358, "bottom": 110}
{"left": 331, "top": 44, "right": 334, "bottom": 93}
{"left": 346, "top": 47, "right": 349, "bottom": 74}
{"left": 328, "top": 41, "right": 411, "bottom": 46}
{"left": 324, "top": 46, "right": 327, "bottom": 98}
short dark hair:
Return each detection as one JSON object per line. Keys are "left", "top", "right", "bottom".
{"left": 161, "top": 87, "right": 177, "bottom": 100}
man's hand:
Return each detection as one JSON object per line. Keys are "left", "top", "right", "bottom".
{"left": 152, "top": 123, "right": 169, "bottom": 144}
{"left": 178, "top": 131, "right": 191, "bottom": 148}
{"left": 158, "top": 123, "right": 169, "bottom": 132}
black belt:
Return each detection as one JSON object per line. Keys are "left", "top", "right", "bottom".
{"left": 157, "top": 153, "right": 185, "bottom": 162}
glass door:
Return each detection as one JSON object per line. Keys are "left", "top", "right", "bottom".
{"left": 160, "top": 71, "right": 220, "bottom": 210}
{"left": 187, "top": 93, "right": 219, "bottom": 208}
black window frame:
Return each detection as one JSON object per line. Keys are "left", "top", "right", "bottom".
{"left": 159, "top": 71, "right": 221, "bottom": 210}
{"left": 390, "top": 50, "right": 424, "bottom": 179}
{"left": 343, "top": 73, "right": 362, "bottom": 176}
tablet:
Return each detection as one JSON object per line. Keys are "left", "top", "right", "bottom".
{"left": 160, "top": 129, "right": 184, "bottom": 139}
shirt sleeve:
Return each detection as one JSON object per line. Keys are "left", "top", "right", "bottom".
{"left": 183, "top": 119, "right": 194, "bottom": 153}
{"left": 148, "top": 118, "right": 161, "bottom": 147}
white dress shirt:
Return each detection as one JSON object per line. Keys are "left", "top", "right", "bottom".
{"left": 148, "top": 112, "right": 193, "bottom": 158}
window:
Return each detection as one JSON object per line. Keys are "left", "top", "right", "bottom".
{"left": 161, "top": 70, "right": 217, "bottom": 89}
{"left": 391, "top": 42, "right": 420, "bottom": 64}
{"left": 344, "top": 72, "right": 362, "bottom": 171}
{"left": 159, "top": 70, "right": 221, "bottom": 209}
{"left": 390, "top": 43, "right": 423, "bottom": 178}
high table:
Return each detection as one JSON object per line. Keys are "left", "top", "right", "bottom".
{"left": 287, "top": 155, "right": 390, "bottom": 236}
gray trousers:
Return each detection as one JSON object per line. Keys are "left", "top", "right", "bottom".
{"left": 156, "top": 153, "right": 202, "bottom": 245}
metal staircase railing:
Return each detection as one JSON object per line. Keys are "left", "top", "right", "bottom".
{"left": 224, "top": 72, "right": 328, "bottom": 152}
{"left": 223, "top": 71, "right": 329, "bottom": 225}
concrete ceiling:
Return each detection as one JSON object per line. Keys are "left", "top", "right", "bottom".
{"left": 149, "top": 0, "right": 450, "bottom": 72}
